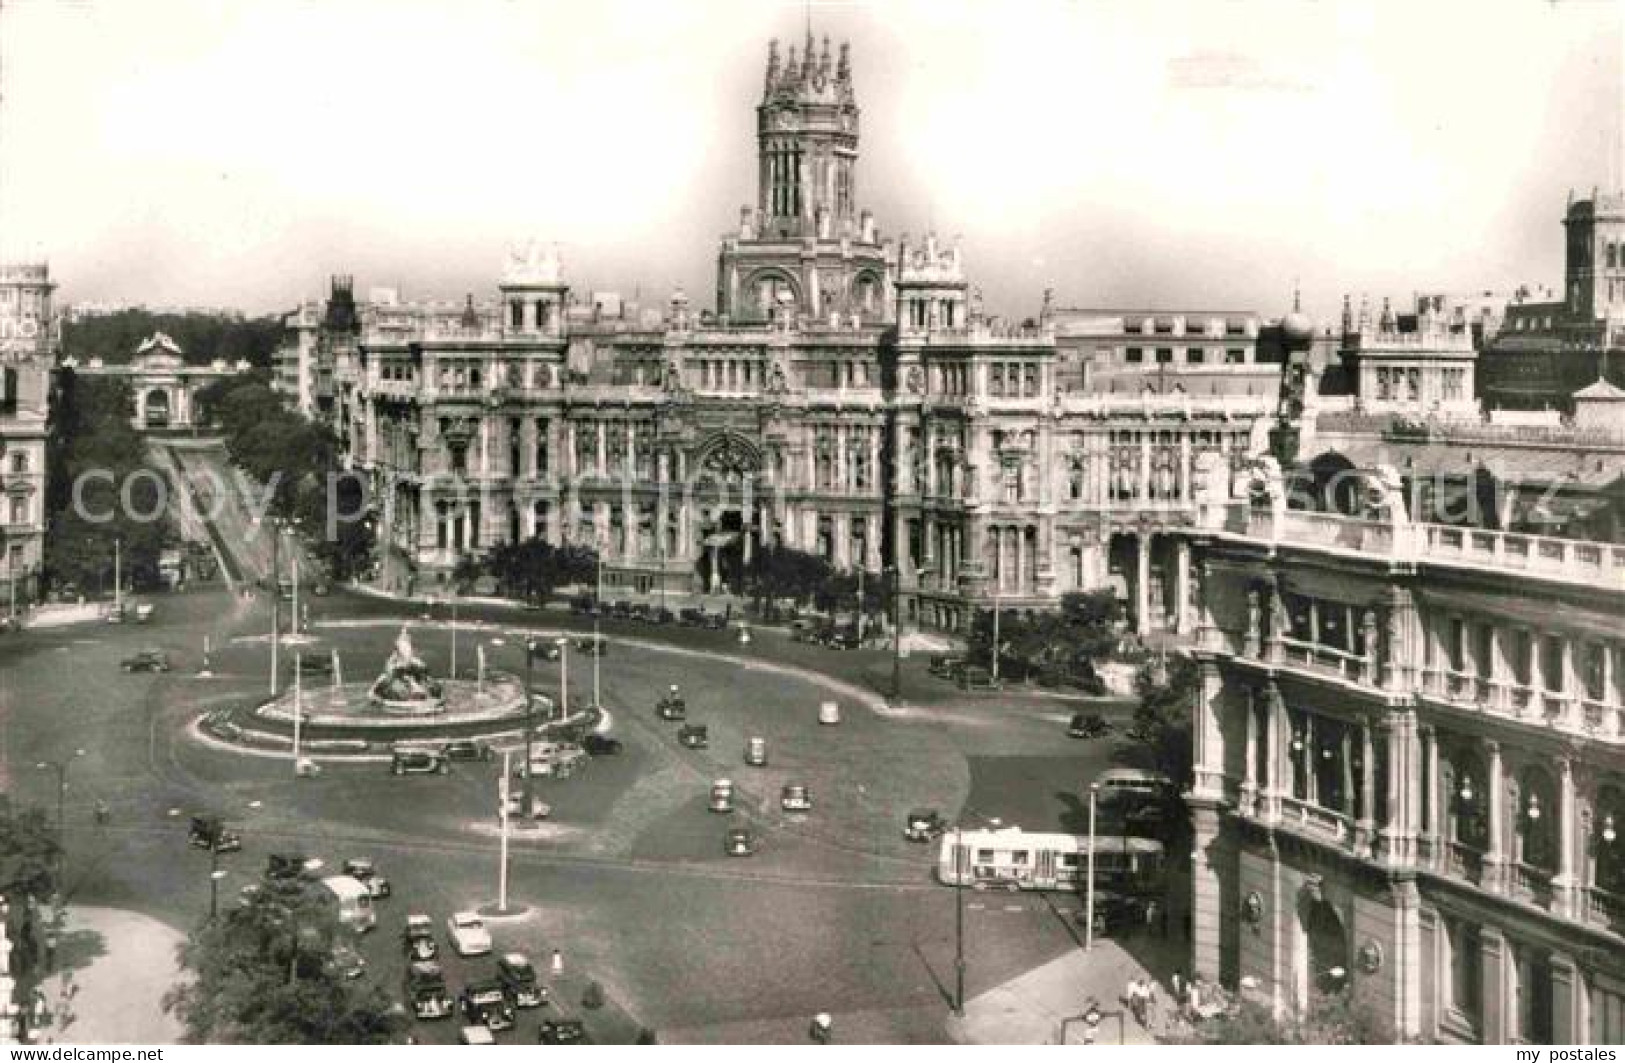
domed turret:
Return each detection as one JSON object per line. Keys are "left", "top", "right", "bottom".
{"left": 1281, "top": 288, "right": 1314, "bottom": 349}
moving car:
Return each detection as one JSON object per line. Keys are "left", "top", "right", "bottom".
{"left": 1068, "top": 712, "right": 1111, "bottom": 739}
{"left": 458, "top": 1025, "right": 496, "bottom": 1045}
{"left": 904, "top": 808, "right": 947, "bottom": 842}
{"left": 574, "top": 636, "right": 608, "bottom": 656}
{"left": 677, "top": 723, "right": 709, "bottom": 749}
{"left": 459, "top": 981, "right": 516, "bottom": 1032}
{"left": 441, "top": 739, "right": 492, "bottom": 763}
{"left": 501, "top": 791, "right": 552, "bottom": 820}
{"left": 1094, "top": 767, "right": 1175, "bottom": 799}
{"left": 496, "top": 953, "right": 548, "bottom": 1008}
{"left": 121, "top": 648, "right": 172, "bottom": 673}
{"left": 188, "top": 815, "right": 242, "bottom": 853}
{"left": 725, "top": 827, "right": 756, "bottom": 857}
{"left": 744, "top": 736, "right": 768, "bottom": 767}
{"left": 581, "top": 734, "right": 623, "bottom": 756}
{"left": 446, "top": 911, "right": 493, "bottom": 957}
{"left": 928, "top": 655, "right": 966, "bottom": 681}
{"left": 391, "top": 747, "right": 449, "bottom": 776}
{"left": 537, "top": 1018, "right": 588, "bottom": 1044}
{"left": 780, "top": 783, "right": 812, "bottom": 812}
{"left": 403, "top": 961, "right": 453, "bottom": 1020}
{"left": 266, "top": 852, "right": 322, "bottom": 885}
{"left": 656, "top": 687, "right": 687, "bottom": 720}
{"left": 822, "top": 626, "right": 861, "bottom": 650}
{"left": 342, "top": 857, "right": 391, "bottom": 898}
{"left": 709, "top": 779, "right": 735, "bottom": 813}
{"left": 402, "top": 914, "right": 438, "bottom": 960}
{"left": 818, "top": 701, "right": 841, "bottom": 726}
{"left": 525, "top": 637, "right": 561, "bottom": 662}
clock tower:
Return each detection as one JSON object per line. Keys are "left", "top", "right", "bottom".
{"left": 715, "top": 34, "right": 893, "bottom": 327}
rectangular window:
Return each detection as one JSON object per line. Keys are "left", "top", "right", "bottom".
{"left": 975, "top": 849, "right": 994, "bottom": 863}
{"left": 1187, "top": 348, "right": 1205, "bottom": 364}
{"left": 1155, "top": 348, "right": 1173, "bottom": 364}
{"left": 1010, "top": 850, "right": 1029, "bottom": 865}
{"left": 1225, "top": 349, "right": 1244, "bottom": 364}
{"left": 1125, "top": 347, "right": 1143, "bottom": 364}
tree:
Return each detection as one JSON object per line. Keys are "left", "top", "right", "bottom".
{"left": 1129, "top": 652, "right": 1197, "bottom": 787}
{"left": 964, "top": 588, "right": 1120, "bottom": 686}
{"left": 1176, "top": 990, "right": 1402, "bottom": 1045}
{"left": 482, "top": 538, "right": 598, "bottom": 602}
{"left": 164, "top": 879, "right": 408, "bottom": 1044}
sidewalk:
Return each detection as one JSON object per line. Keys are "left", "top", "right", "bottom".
{"left": 43, "top": 907, "right": 184, "bottom": 1044}
{"left": 947, "top": 937, "right": 1180, "bottom": 1045}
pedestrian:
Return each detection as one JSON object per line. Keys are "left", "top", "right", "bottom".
{"left": 1145, "top": 979, "right": 1159, "bottom": 1030}
{"left": 1122, "top": 976, "right": 1138, "bottom": 1020}
{"left": 1144, "top": 899, "right": 1158, "bottom": 934}
{"left": 550, "top": 949, "right": 564, "bottom": 978}
{"left": 1170, "top": 969, "right": 1184, "bottom": 1005}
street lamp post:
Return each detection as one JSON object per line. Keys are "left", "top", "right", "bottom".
{"left": 991, "top": 588, "right": 1002, "bottom": 685}
{"left": 35, "top": 750, "right": 85, "bottom": 875}
{"left": 1085, "top": 782, "right": 1100, "bottom": 952}
{"left": 497, "top": 749, "right": 512, "bottom": 913}
{"left": 593, "top": 553, "right": 603, "bottom": 709}
{"left": 888, "top": 565, "right": 902, "bottom": 706}
{"left": 953, "top": 823, "right": 966, "bottom": 1017}
{"left": 292, "top": 652, "right": 304, "bottom": 774}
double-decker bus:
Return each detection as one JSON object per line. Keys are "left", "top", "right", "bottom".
{"left": 935, "top": 827, "right": 1165, "bottom": 893}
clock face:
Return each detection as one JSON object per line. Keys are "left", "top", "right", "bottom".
{"left": 777, "top": 109, "right": 795, "bottom": 129}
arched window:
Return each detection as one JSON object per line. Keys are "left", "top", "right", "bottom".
{"left": 1594, "top": 786, "right": 1625, "bottom": 895}
{"left": 1516, "top": 768, "right": 1558, "bottom": 873}
{"left": 1449, "top": 752, "right": 1489, "bottom": 850}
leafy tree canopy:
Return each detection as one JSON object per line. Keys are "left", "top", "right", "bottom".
{"left": 1175, "top": 990, "right": 1402, "bottom": 1045}
{"left": 165, "top": 877, "right": 407, "bottom": 1044}
{"left": 62, "top": 311, "right": 284, "bottom": 369}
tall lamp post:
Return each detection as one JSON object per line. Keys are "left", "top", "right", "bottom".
{"left": 1085, "top": 782, "right": 1100, "bottom": 952}
{"left": 35, "top": 750, "right": 85, "bottom": 876}
{"left": 254, "top": 516, "right": 291, "bottom": 696}
{"left": 953, "top": 823, "right": 966, "bottom": 1017}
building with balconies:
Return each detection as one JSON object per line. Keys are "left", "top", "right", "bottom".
{"left": 1185, "top": 452, "right": 1625, "bottom": 1044}
{"left": 0, "top": 262, "right": 57, "bottom": 610}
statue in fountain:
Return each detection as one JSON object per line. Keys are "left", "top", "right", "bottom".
{"left": 370, "top": 623, "right": 445, "bottom": 711}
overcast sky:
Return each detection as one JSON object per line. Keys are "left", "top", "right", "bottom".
{"left": 2, "top": 0, "right": 1620, "bottom": 322}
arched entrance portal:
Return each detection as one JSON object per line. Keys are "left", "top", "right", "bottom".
{"left": 144, "top": 389, "right": 172, "bottom": 429}
{"left": 1302, "top": 896, "right": 1350, "bottom": 1000}
{"left": 691, "top": 431, "right": 763, "bottom": 595}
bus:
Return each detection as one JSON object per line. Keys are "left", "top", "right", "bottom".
{"left": 936, "top": 827, "right": 1165, "bottom": 893}
{"left": 318, "top": 875, "right": 376, "bottom": 932}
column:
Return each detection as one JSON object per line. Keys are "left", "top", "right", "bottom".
{"left": 1485, "top": 739, "right": 1506, "bottom": 889}
{"left": 1527, "top": 629, "right": 1545, "bottom": 717}
{"left": 1242, "top": 691, "right": 1259, "bottom": 810}
{"left": 1550, "top": 952, "right": 1582, "bottom": 1045}
{"left": 868, "top": 428, "right": 880, "bottom": 499}
{"left": 806, "top": 437, "right": 818, "bottom": 491}
{"left": 1014, "top": 526, "right": 1026, "bottom": 594}
{"left": 925, "top": 427, "right": 939, "bottom": 496}
{"left": 1174, "top": 538, "right": 1192, "bottom": 636}
{"left": 835, "top": 425, "right": 848, "bottom": 493}
{"left": 565, "top": 422, "right": 578, "bottom": 476}
{"left": 1137, "top": 432, "right": 1151, "bottom": 501}
{"left": 596, "top": 422, "right": 608, "bottom": 477}
{"left": 1554, "top": 756, "right": 1578, "bottom": 915}
{"left": 1359, "top": 721, "right": 1375, "bottom": 835}
{"left": 1341, "top": 726, "right": 1357, "bottom": 819}
{"left": 1488, "top": 624, "right": 1509, "bottom": 710}
{"left": 1135, "top": 533, "right": 1152, "bottom": 636}
{"left": 865, "top": 517, "right": 881, "bottom": 572}
{"left": 835, "top": 513, "right": 850, "bottom": 568}
{"left": 1422, "top": 725, "right": 1439, "bottom": 866}
{"left": 622, "top": 503, "right": 637, "bottom": 560}
{"left": 1480, "top": 928, "right": 1509, "bottom": 1044}
{"left": 1561, "top": 638, "right": 1581, "bottom": 728}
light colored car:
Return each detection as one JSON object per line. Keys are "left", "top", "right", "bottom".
{"left": 781, "top": 784, "right": 813, "bottom": 812}
{"left": 446, "top": 911, "right": 493, "bottom": 957}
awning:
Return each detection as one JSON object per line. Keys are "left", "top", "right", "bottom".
{"left": 1414, "top": 586, "right": 1621, "bottom": 635}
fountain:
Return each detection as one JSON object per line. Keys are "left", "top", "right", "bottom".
{"left": 369, "top": 624, "right": 446, "bottom": 715}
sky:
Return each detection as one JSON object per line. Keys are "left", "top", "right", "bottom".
{"left": 0, "top": 0, "right": 1620, "bottom": 323}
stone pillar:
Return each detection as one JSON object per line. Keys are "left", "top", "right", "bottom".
{"left": 1174, "top": 538, "right": 1192, "bottom": 635}
{"left": 868, "top": 429, "right": 880, "bottom": 499}
{"left": 622, "top": 503, "right": 638, "bottom": 560}
{"left": 835, "top": 425, "right": 848, "bottom": 492}
{"left": 1359, "top": 720, "right": 1376, "bottom": 837}
{"left": 1135, "top": 532, "right": 1152, "bottom": 636}
{"left": 708, "top": 539, "right": 721, "bottom": 593}
{"left": 1550, "top": 951, "right": 1583, "bottom": 1045}
{"left": 835, "top": 513, "right": 851, "bottom": 568}
{"left": 1189, "top": 803, "right": 1226, "bottom": 983}
{"left": 1479, "top": 928, "right": 1509, "bottom": 1044}
{"left": 866, "top": 516, "right": 882, "bottom": 572}
{"left": 1242, "top": 690, "right": 1259, "bottom": 810}
{"left": 596, "top": 421, "right": 608, "bottom": 477}
{"left": 565, "top": 422, "right": 578, "bottom": 476}
{"left": 1488, "top": 624, "right": 1509, "bottom": 710}
{"left": 1485, "top": 739, "right": 1506, "bottom": 889}
{"left": 1554, "top": 756, "right": 1578, "bottom": 916}
{"left": 1421, "top": 725, "right": 1439, "bottom": 867}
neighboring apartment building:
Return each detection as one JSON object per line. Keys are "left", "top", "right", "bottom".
{"left": 324, "top": 34, "right": 1284, "bottom": 633}
{"left": 1185, "top": 448, "right": 1625, "bottom": 1043}
{"left": 0, "top": 262, "right": 56, "bottom": 609}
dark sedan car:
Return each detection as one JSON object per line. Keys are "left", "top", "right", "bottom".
{"left": 121, "top": 649, "right": 172, "bottom": 673}
{"left": 538, "top": 1018, "right": 588, "bottom": 1044}
{"left": 582, "top": 734, "right": 624, "bottom": 756}
{"left": 459, "top": 981, "right": 516, "bottom": 1032}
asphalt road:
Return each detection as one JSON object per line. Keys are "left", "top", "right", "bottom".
{"left": 0, "top": 585, "right": 1136, "bottom": 1044}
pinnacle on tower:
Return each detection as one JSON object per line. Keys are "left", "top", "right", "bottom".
{"left": 766, "top": 39, "right": 780, "bottom": 90}
{"left": 837, "top": 41, "right": 850, "bottom": 82}
{"left": 820, "top": 35, "right": 832, "bottom": 79}
{"left": 785, "top": 44, "right": 798, "bottom": 89}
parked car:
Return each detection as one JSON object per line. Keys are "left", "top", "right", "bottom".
{"left": 403, "top": 960, "right": 453, "bottom": 1020}
{"left": 402, "top": 913, "right": 438, "bottom": 961}
{"left": 1068, "top": 712, "right": 1111, "bottom": 739}
{"left": 121, "top": 648, "right": 172, "bottom": 673}
{"left": 446, "top": 911, "right": 493, "bottom": 957}
{"left": 296, "top": 654, "right": 334, "bottom": 679}
{"left": 266, "top": 852, "right": 322, "bottom": 884}
{"left": 459, "top": 980, "right": 515, "bottom": 1032}
{"left": 648, "top": 605, "right": 675, "bottom": 625}
{"left": 458, "top": 1025, "right": 496, "bottom": 1045}
{"left": 656, "top": 688, "right": 687, "bottom": 721}
{"left": 568, "top": 595, "right": 598, "bottom": 616}
{"left": 342, "top": 857, "right": 391, "bottom": 898}
{"left": 1079, "top": 891, "right": 1149, "bottom": 936}
{"left": 501, "top": 791, "right": 552, "bottom": 820}
{"left": 525, "top": 637, "right": 562, "bottom": 662}
{"left": 441, "top": 739, "right": 492, "bottom": 763}
{"left": 822, "top": 626, "right": 861, "bottom": 650}
{"left": 709, "top": 778, "right": 735, "bottom": 813}
{"left": 1095, "top": 767, "right": 1175, "bottom": 800}
{"left": 496, "top": 952, "right": 548, "bottom": 1008}
{"left": 744, "top": 736, "right": 768, "bottom": 767}
{"left": 780, "top": 783, "right": 812, "bottom": 812}
{"left": 789, "top": 620, "right": 823, "bottom": 644}
{"left": 574, "top": 635, "right": 608, "bottom": 656}
{"left": 537, "top": 1018, "right": 588, "bottom": 1044}
{"left": 725, "top": 827, "right": 756, "bottom": 856}
{"left": 609, "top": 600, "right": 633, "bottom": 619}
{"left": 391, "top": 747, "right": 449, "bottom": 776}
{"left": 678, "top": 607, "right": 705, "bottom": 627}
{"left": 326, "top": 942, "right": 366, "bottom": 980}
{"left": 582, "top": 734, "right": 623, "bottom": 756}
{"left": 904, "top": 808, "right": 947, "bottom": 842}
{"left": 928, "top": 655, "right": 966, "bottom": 681}
{"left": 628, "top": 602, "right": 651, "bottom": 622}
{"left": 188, "top": 815, "right": 242, "bottom": 853}
{"left": 699, "top": 610, "right": 728, "bottom": 630}
{"left": 677, "top": 723, "right": 709, "bottom": 749}
{"left": 958, "top": 665, "right": 998, "bottom": 691}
